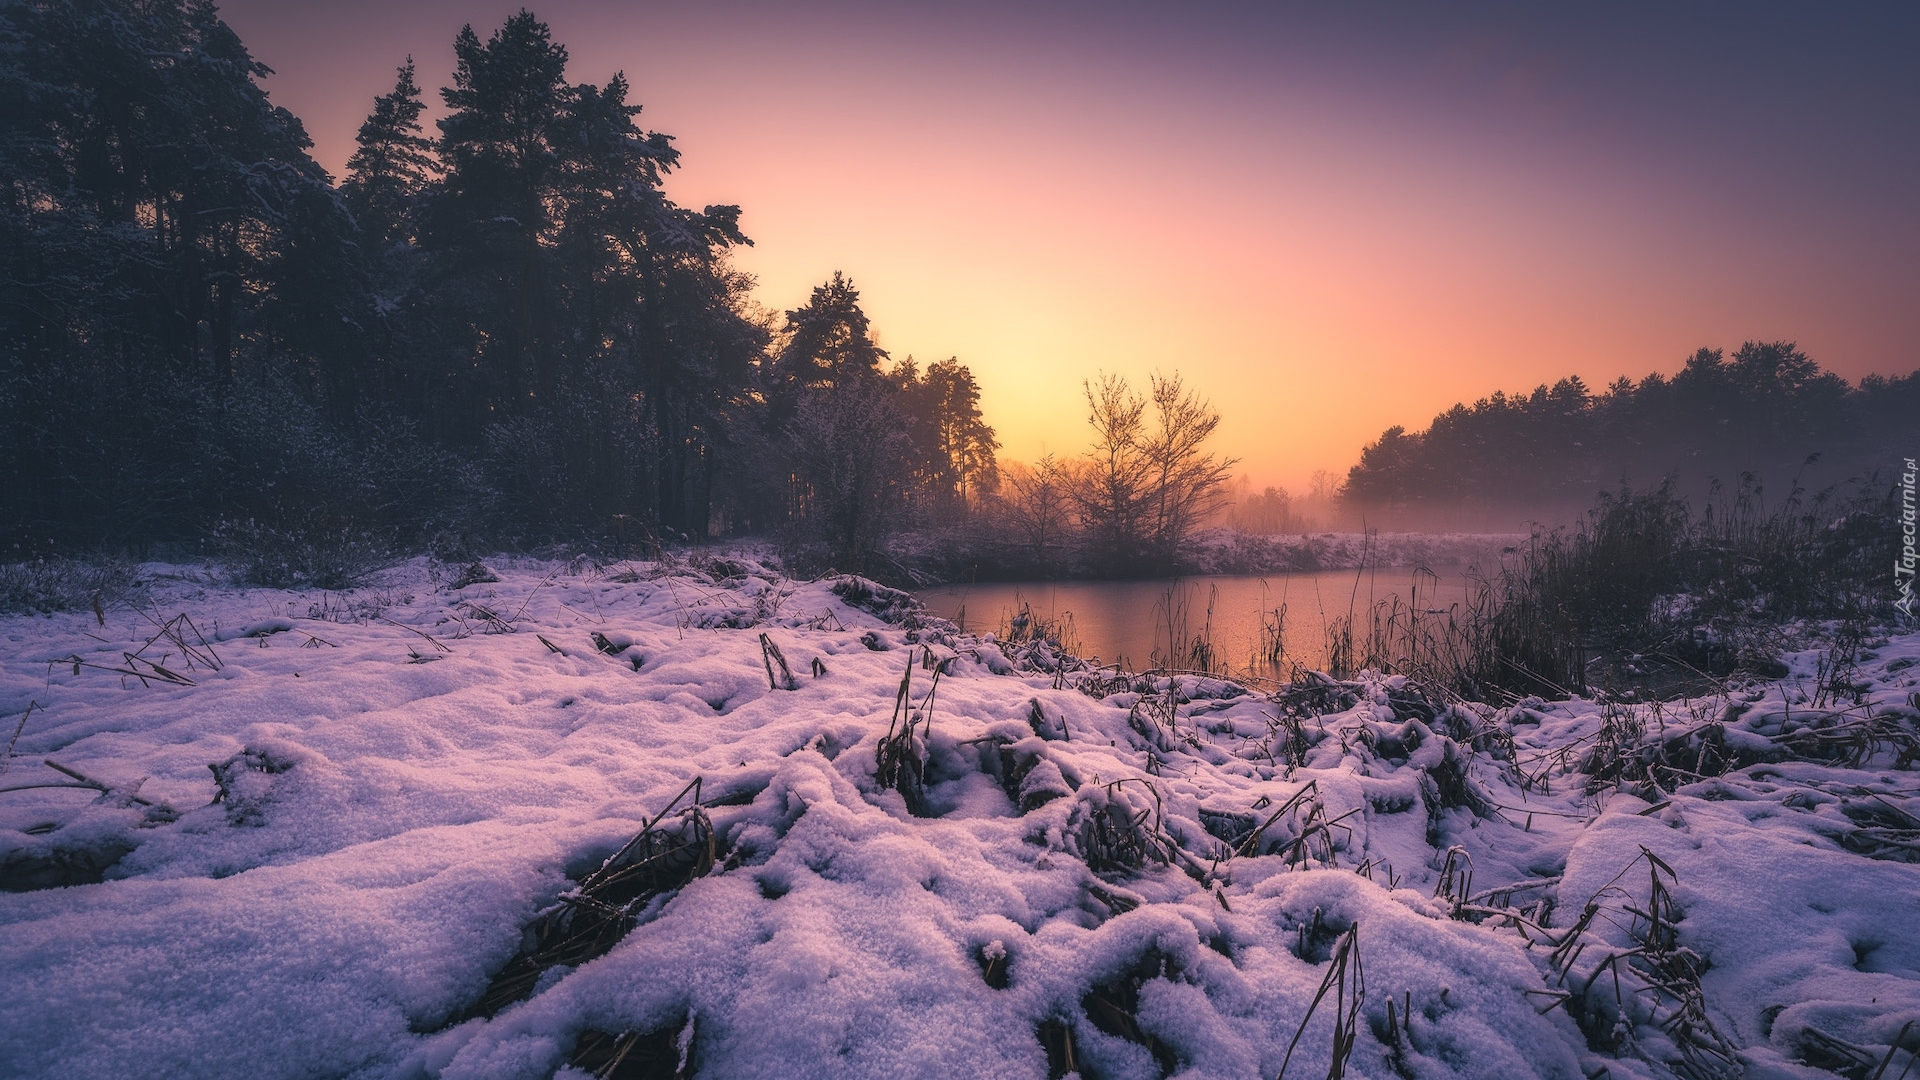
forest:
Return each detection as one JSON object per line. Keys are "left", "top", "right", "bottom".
{"left": 1340, "top": 343, "right": 1918, "bottom": 525}
{"left": 0, "top": 3, "right": 997, "bottom": 574}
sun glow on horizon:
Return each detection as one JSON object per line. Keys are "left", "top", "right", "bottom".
{"left": 217, "top": 0, "right": 1920, "bottom": 494}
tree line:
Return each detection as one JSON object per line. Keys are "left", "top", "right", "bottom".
{"left": 1341, "top": 342, "right": 1919, "bottom": 525}
{"left": 0, "top": 3, "right": 995, "bottom": 573}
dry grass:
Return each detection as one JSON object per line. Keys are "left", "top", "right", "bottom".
{"left": 759, "top": 632, "right": 798, "bottom": 691}
{"left": 1525, "top": 848, "right": 1741, "bottom": 1080}
{"left": 462, "top": 779, "right": 714, "bottom": 1022}
{"left": 875, "top": 649, "right": 938, "bottom": 815}
{"left": 1076, "top": 780, "right": 1176, "bottom": 874}
{"left": 1080, "top": 948, "right": 1182, "bottom": 1075}
{"left": 1277, "top": 922, "right": 1365, "bottom": 1080}
{"left": 568, "top": 1019, "right": 695, "bottom": 1079}
{"left": 1150, "top": 581, "right": 1225, "bottom": 675}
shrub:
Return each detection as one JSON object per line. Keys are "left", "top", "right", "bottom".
{"left": 0, "top": 556, "right": 137, "bottom": 615}
{"left": 212, "top": 515, "right": 392, "bottom": 590}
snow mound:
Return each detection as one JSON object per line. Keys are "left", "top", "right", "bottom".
{"left": 0, "top": 558, "right": 1915, "bottom": 1079}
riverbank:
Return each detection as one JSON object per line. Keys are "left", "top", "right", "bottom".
{"left": 885, "top": 528, "right": 1524, "bottom": 585}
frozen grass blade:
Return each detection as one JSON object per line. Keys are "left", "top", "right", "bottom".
{"left": 1, "top": 700, "right": 41, "bottom": 777}
{"left": 759, "top": 632, "right": 798, "bottom": 690}
{"left": 1277, "top": 921, "right": 1364, "bottom": 1080}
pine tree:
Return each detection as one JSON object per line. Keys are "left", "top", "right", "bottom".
{"left": 0, "top": 0, "right": 362, "bottom": 546}
{"left": 398, "top": 11, "right": 765, "bottom": 535}
{"left": 420, "top": 12, "right": 574, "bottom": 428}
{"left": 342, "top": 59, "right": 435, "bottom": 248}
{"left": 897, "top": 357, "right": 998, "bottom": 518}
{"left": 769, "top": 272, "right": 888, "bottom": 407}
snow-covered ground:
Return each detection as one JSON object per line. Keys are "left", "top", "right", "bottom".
{"left": 1, "top": 557, "right": 1915, "bottom": 1080}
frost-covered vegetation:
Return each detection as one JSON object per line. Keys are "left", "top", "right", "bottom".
{"left": 1291, "top": 480, "right": 1902, "bottom": 703}
{"left": 2, "top": 560, "right": 1915, "bottom": 1079}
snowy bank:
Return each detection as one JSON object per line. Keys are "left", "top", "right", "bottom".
{"left": 886, "top": 528, "right": 1523, "bottom": 584}
{"left": 1182, "top": 530, "right": 1523, "bottom": 576}
{"left": 0, "top": 559, "right": 1915, "bottom": 1079}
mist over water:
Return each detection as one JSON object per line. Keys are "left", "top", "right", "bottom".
{"left": 917, "top": 567, "right": 1479, "bottom": 677}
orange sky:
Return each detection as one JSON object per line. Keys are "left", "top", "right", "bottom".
{"left": 217, "top": 1, "right": 1920, "bottom": 493}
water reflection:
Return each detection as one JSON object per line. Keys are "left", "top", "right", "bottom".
{"left": 916, "top": 569, "right": 1479, "bottom": 677}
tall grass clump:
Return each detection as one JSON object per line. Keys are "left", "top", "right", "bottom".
{"left": 1320, "top": 568, "right": 1502, "bottom": 690}
{"left": 1311, "top": 477, "right": 1897, "bottom": 700}
{"left": 1470, "top": 477, "right": 1897, "bottom": 696}
{"left": 1151, "top": 581, "right": 1226, "bottom": 674}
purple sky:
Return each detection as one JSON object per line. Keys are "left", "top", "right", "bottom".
{"left": 214, "top": 0, "right": 1920, "bottom": 488}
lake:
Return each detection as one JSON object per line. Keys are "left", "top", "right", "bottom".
{"left": 916, "top": 568, "right": 1483, "bottom": 678}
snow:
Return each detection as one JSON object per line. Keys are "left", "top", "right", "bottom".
{"left": 0, "top": 557, "right": 1915, "bottom": 1079}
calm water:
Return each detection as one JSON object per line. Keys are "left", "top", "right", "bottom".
{"left": 916, "top": 569, "right": 1480, "bottom": 677}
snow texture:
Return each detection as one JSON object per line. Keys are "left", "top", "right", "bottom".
{"left": 0, "top": 557, "right": 1915, "bottom": 1079}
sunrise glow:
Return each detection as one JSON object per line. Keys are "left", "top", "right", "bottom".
{"left": 217, "top": 0, "right": 1920, "bottom": 492}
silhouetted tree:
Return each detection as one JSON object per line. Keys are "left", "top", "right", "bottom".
{"left": 757, "top": 276, "right": 997, "bottom": 563}
{"left": 1141, "top": 372, "right": 1235, "bottom": 563}
{"left": 1072, "top": 373, "right": 1232, "bottom": 574}
{"left": 342, "top": 59, "right": 435, "bottom": 249}
{"left": 0, "top": 6, "right": 998, "bottom": 561}
{"left": 782, "top": 380, "right": 916, "bottom": 569}
{"left": 1343, "top": 341, "right": 1915, "bottom": 524}
{"left": 764, "top": 273, "right": 885, "bottom": 415}
{"left": 899, "top": 356, "right": 999, "bottom": 520}
{"left": 1226, "top": 484, "right": 1303, "bottom": 534}
{"left": 1074, "top": 374, "right": 1151, "bottom": 572}
{"left": 999, "top": 454, "right": 1073, "bottom": 572}
{"left": 0, "top": 0, "right": 367, "bottom": 547}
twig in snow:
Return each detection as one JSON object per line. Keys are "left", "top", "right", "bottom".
{"left": 42, "top": 758, "right": 177, "bottom": 818}
{"left": 510, "top": 570, "right": 559, "bottom": 625}
{"left": 1869, "top": 1020, "right": 1916, "bottom": 1080}
{"left": 377, "top": 615, "right": 451, "bottom": 653}
{"left": 50, "top": 653, "right": 194, "bottom": 687}
{"left": 1232, "top": 780, "right": 1318, "bottom": 859}
{"left": 1, "top": 701, "right": 41, "bottom": 777}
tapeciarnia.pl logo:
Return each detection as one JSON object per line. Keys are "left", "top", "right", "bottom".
{"left": 1898, "top": 456, "right": 1916, "bottom": 619}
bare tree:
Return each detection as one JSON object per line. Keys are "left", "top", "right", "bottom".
{"left": 1000, "top": 454, "right": 1074, "bottom": 572}
{"left": 1073, "top": 374, "right": 1152, "bottom": 571}
{"left": 1227, "top": 484, "right": 1303, "bottom": 534}
{"left": 1071, "top": 372, "right": 1235, "bottom": 573}
{"left": 1142, "top": 372, "right": 1236, "bottom": 562}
